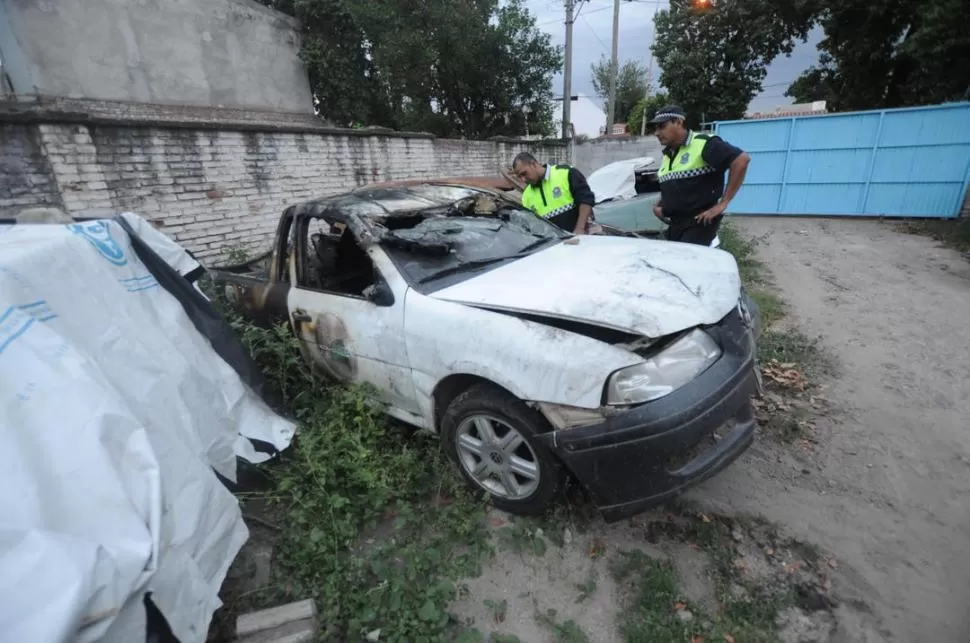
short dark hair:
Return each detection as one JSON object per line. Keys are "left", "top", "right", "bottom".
{"left": 512, "top": 151, "right": 538, "bottom": 168}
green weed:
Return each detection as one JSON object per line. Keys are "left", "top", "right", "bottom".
{"left": 222, "top": 243, "right": 252, "bottom": 265}
{"left": 615, "top": 512, "right": 799, "bottom": 642}
{"left": 718, "top": 222, "right": 786, "bottom": 327}
{"left": 222, "top": 313, "right": 491, "bottom": 642}
{"left": 757, "top": 329, "right": 831, "bottom": 381}
{"left": 612, "top": 552, "right": 696, "bottom": 643}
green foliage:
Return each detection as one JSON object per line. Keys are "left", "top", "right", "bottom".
{"left": 757, "top": 329, "right": 829, "bottom": 380}
{"left": 717, "top": 223, "right": 785, "bottom": 327}
{"left": 258, "top": 0, "right": 561, "bottom": 138}
{"left": 613, "top": 531, "right": 794, "bottom": 642}
{"left": 227, "top": 315, "right": 491, "bottom": 641}
{"left": 611, "top": 552, "right": 695, "bottom": 642}
{"left": 787, "top": 0, "right": 970, "bottom": 110}
{"left": 651, "top": 0, "right": 818, "bottom": 126}
{"left": 626, "top": 92, "right": 670, "bottom": 138}
{"left": 590, "top": 58, "right": 651, "bottom": 127}
{"left": 495, "top": 520, "right": 550, "bottom": 557}
{"left": 222, "top": 244, "right": 251, "bottom": 265}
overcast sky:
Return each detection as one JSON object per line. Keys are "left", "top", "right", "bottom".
{"left": 525, "top": 0, "right": 823, "bottom": 115}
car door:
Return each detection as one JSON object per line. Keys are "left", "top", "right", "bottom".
{"left": 286, "top": 215, "right": 418, "bottom": 417}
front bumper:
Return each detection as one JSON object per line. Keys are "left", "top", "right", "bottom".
{"left": 537, "top": 307, "right": 758, "bottom": 522}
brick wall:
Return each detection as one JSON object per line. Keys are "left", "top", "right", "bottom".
{"left": 2, "top": 121, "right": 564, "bottom": 259}
{"left": 0, "top": 125, "right": 63, "bottom": 215}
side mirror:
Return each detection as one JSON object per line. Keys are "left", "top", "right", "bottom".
{"left": 363, "top": 282, "right": 395, "bottom": 307}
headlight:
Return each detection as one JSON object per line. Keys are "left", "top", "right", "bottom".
{"left": 606, "top": 329, "right": 721, "bottom": 405}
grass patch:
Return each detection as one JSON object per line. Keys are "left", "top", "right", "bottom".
{"left": 216, "top": 309, "right": 492, "bottom": 642}
{"left": 899, "top": 217, "right": 970, "bottom": 255}
{"left": 617, "top": 507, "right": 823, "bottom": 642}
{"left": 719, "top": 222, "right": 832, "bottom": 445}
{"left": 719, "top": 222, "right": 785, "bottom": 327}
{"left": 757, "top": 329, "right": 830, "bottom": 382}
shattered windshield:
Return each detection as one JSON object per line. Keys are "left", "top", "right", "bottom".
{"left": 378, "top": 192, "right": 568, "bottom": 290}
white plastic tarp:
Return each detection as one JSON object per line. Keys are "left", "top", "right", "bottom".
{"left": 0, "top": 215, "right": 295, "bottom": 643}
{"left": 587, "top": 156, "right": 655, "bottom": 203}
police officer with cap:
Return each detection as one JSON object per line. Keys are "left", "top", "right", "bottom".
{"left": 649, "top": 105, "right": 750, "bottom": 246}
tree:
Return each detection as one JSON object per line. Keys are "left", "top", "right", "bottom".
{"left": 255, "top": 0, "right": 561, "bottom": 138}
{"left": 787, "top": 0, "right": 970, "bottom": 111}
{"left": 651, "top": 0, "right": 818, "bottom": 126}
{"left": 626, "top": 92, "right": 670, "bottom": 136}
{"left": 590, "top": 58, "right": 651, "bottom": 125}
{"left": 784, "top": 62, "right": 839, "bottom": 105}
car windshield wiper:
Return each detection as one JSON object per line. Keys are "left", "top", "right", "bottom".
{"left": 417, "top": 237, "right": 559, "bottom": 284}
{"left": 517, "top": 236, "right": 560, "bottom": 253}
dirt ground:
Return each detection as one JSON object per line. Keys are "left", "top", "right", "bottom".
{"left": 697, "top": 217, "right": 970, "bottom": 640}
{"left": 452, "top": 218, "right": 970, "bottom": 642}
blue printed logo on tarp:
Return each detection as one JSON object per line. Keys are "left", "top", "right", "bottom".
{"left": 68, "top": 221, "right": 127, "bottom": 266}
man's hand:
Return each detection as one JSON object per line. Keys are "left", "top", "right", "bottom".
{"left": 574, "top": 203, "right": 592, "bottom": 235}
{"left": 653, "top": 203, "right": 669, "bottom": 223}
{"left": 695, "top": 202, "right": 726, "bottom": 225}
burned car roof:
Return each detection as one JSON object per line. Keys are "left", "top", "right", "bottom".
{"left": 362, "top": 176, "right": 517, "bottom": 191}
{"left": 286, "top": 180, "right": 518, "bottom": 225}
{"left": 284, "top": 179, "right": 537, "bottom": 253}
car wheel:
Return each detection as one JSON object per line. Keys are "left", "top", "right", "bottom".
{"left": 440, "top": 383, "right": 566, "bottom": 515}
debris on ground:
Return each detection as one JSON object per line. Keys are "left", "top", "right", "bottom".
{"left": 236, "top": 599, "right": 317, "bottom": 643}
{"left": 762, "top": 359, "right": 809, "bottom": 391}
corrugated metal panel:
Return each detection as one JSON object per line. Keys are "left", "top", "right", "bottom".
{"left": 714, "top": 102, "right": 970, "bottom": 218}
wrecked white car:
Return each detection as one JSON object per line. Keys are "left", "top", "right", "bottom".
{"left": 211, "top": 179, "right": 762, "bottom": 520}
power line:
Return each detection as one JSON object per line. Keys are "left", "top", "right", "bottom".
{"left": 538, "top": 3, "right": 612, "bottom": 26}
{"left": 582, "top": 17, "right": 610, "bottom": 54}
{"left": 537, "top": 0, "right": 664, "bottom": 27}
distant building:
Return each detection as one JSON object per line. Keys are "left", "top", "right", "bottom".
{"left": 745, "top": 101, "right": 828, "bottom": 120}
{"left": 598, "top": 122, "right": 629, "bottom": 137}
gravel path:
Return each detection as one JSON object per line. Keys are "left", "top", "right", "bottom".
{"left": 690, "top": 217, "right": 970, "bottom": 641}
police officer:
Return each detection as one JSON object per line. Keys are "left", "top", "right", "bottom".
{"left": 511, "top": 152, "right": 596, "bottom": 235}
{"left": 649, "top": 105, "right": 750, "bottom": 245}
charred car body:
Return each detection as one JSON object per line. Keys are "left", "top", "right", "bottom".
{"left": 210, "top": 179, "right": 762, "bottom": 520}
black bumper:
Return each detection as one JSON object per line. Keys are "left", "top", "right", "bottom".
{"left": 537, "top": 307, "right": 758, "bottom": 522}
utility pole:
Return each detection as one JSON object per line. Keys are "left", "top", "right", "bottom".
{"left": 562, "top": 0, "right": 576, "bottom": 140}
{"left": 606, "top": 0, "right": 620, "bottom": 134}
{"left": 641, "top": 0, "right": 659, "bottom": 137}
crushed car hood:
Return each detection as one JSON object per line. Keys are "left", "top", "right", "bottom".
{"left": 429, "top": 236, "right": 741, "bottom": 339}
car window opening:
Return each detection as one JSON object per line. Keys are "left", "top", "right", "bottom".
{"left": 303, "top": 216, "right": 378, "bottom": 297}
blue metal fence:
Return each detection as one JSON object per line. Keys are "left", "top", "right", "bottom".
{"left": 714, "top": 102, "right": 970, "bottom": 218}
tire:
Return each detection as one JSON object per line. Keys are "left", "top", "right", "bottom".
{"left": 440, "top": 383, "right": 566, "bottom": 516}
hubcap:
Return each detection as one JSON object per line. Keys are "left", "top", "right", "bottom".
{"left": 455, "top": 414, "right": 540, "bottom": 500}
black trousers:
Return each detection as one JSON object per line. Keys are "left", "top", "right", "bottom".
{"left": 665, "top": 215, "right": 723, "bottom": 246}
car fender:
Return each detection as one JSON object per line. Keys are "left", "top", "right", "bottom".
{"left": 404, "top": 291, "right": 642, "bottom": 429}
